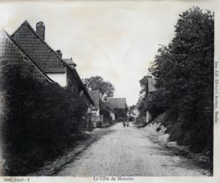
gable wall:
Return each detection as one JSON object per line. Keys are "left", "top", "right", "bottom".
{"left": 47, "top": 72, "right": 67, "bottom": 87}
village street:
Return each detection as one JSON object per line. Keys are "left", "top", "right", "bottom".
{"left": 55, "top": 123, "right": 207, "bottom": 176}
{"left": 0, "top": 2, "right": 214, "bottom": 177}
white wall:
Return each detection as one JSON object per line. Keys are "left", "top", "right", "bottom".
{"left": 146, "top": 111, "right": 152, "bottom": 123}
{"left": 91, "top": 109, "right": 100, "bottom": 116}
{"left": 110, "top": 111, "right": 115, "bottom": 121}
{"left": 47, "top": 73, "right": 67, "bottom": 87}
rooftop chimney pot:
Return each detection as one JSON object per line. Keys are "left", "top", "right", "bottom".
{"left": 56, "top": 50, "right": 62, "bottom": 58}
{"left": 36, "top": 21, "right": 45, "bottom": 40}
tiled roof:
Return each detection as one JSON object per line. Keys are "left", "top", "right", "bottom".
{"left": 88, "top": 90, "right": 100, "bottom": 110}
{"left": 148, "top": 78, "right": 157, "bottom": 92}
{"left": 107, "top": 98, "right": 128, "bottom": 109}
{"left": 63, "top": 58, "right": 77, "bottom": 67}
{"left": 0, "top": 30, "right": 53, "bottom": 83}
{"left": 11, "top": 21, "right": 66, "bottom": 73}
{"left": 100, "top": 100, "right": 115, "bottom": 113}
{"left": 66, "top": 66, "right": 94, "bottom": 106}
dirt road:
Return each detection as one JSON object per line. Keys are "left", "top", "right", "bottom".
{"left": 56, "top": 123, "right": 207, "bottom": 176}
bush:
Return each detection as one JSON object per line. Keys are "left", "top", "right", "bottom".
{"left": 1, "top": 66, "right": 87, "bottom": 175}
{"left": 135, "top": 116, "right": 145, "bottom": 125}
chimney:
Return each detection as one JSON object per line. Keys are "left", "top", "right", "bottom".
{"left": 56, "top": 50, "right": 62, "bottom": 58}
{"left": 36, "top": 21, "right": 45, "bottom": 40}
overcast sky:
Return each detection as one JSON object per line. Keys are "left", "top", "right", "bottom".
{"left": 0, "top": 0, "right": 218, "bottom": 106}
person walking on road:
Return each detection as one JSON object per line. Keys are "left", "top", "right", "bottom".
{"left": 126, "top": 114, "right": 129, "bottom": 127}
{"left": 123, "top": 113, "right": 130, "bottom": 127}
{"left": 123, "top": 115, "right": 127, "bottom": 127}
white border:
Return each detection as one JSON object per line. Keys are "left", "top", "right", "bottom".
{"left": 0, "top": 0, "right": 219, "bottom": 182}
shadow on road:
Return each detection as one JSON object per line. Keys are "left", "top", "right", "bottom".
{"left": 29, "top": 125, "right": 116, "bottom": 176}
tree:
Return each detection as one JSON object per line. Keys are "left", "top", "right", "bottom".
{"left": 150, "top": 6, "right": 214, "bottom": 119}
{"left": 86, "top": 76, "right": 115, "bottom": 97}
{"left": 149, "top": 6, "right": 214, "bottom": 160}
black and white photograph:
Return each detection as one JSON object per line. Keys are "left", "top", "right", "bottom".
{"left": 0, "top": 0, "right": 218, "bottom": 180}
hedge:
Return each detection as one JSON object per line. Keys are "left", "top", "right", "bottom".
{"left": 1, "top": 65, "right": 87, "bottom": 175}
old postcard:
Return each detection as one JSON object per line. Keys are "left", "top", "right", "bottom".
{"left": 0, "top": 0, "right": 219, "bottom": 183}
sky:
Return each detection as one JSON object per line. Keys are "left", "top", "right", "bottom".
{"left": 0, "top": 0, "right": 218, "bottom": 106}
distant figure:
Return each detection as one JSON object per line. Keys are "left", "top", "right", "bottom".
{"left": 122, "top": 115, "right": 130, "bottom": 127}
{"left": 126, "top": 115, "right": 129, "bottom": 127}
{"left": 123, "top": 115, "right": 127, "bottom": 127}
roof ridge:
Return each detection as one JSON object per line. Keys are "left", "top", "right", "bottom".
{"left": 11, "top": 20, "right": 67, "bottom": 68}
{"left": 11, "top": 20, "right": 30, "bottom": 37}
{"left": 4, "top": 30, "right": 55, "bottom": 83}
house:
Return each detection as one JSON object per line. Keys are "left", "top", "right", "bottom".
{"left": 88, "top": 90, "right": 101, "bottom": 116}
{"left": 63, "top": 58, "right": 77, "bottom": 69}
{"left": 0, "top": 30, "right": 53, "bottom": 84}
{"left": 106, "top": 98, "right": 128, "bottom": 121}
{"left": 87, "top": 90, "right": 101, "bottom": 127}
{"left": 107, "top": 98, "right": 128, "bottom": 110}
{"left": 11, "top": 21, "right": 66, "bottom": 86}
{"left": 87, "top": 90, "right": 115, "bottom": 126}
{"left": 65, "top": 66, "right": 94, "bottom": 107}
{"left": 100, "top": 100, "right": 115, "bottom": 121}
{"left": 145, "top": 77, "right": 157, "bottom": 123}
{"left": 84, "top": 88, "right": 117, "bottom": 127}
{"left": 11, "top": 20, "right": 94, "bottom": 108}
